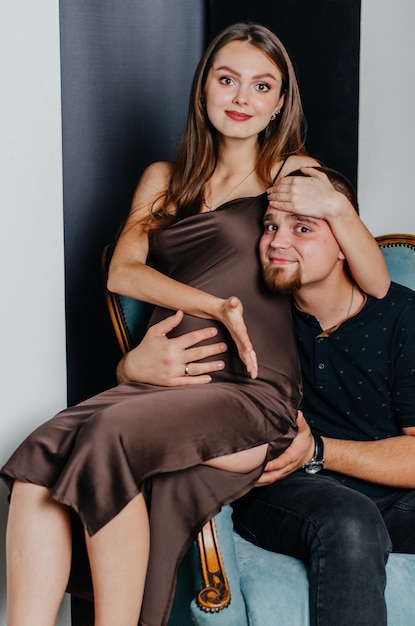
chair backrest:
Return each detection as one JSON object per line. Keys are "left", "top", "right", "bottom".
{"left": 376, "top": 233, "right": 415, "bottom": 291}
{"left": 102, "top": 244, "right": 154, "bottom": 353}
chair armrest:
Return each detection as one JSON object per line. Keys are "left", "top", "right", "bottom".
{"left": 191, "top": 506, "right": 248, "bottom": 625}
{"left": 196, "top": 518, "right": 231, "bottom": 611}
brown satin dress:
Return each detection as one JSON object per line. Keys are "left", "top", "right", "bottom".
{"left": 1, "top": 193, "right": 302, "bottom": 626}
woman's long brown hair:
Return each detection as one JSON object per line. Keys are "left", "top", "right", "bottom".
{"left": 149, "top": 22, "right": 308, "bottom": 230}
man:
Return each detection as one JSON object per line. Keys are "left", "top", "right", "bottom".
{"left": 117, "top": 167, "right": 415, "bottom": 626}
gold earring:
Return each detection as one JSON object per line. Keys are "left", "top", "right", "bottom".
{"left": 270, "top": 109, "right": 280, "bottom": 121}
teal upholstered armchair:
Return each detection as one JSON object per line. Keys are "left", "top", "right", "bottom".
{"left": 376, "top": 233, "right": 415, "bottom": 290}
{"left": 71, "top": 233, "right": 415, "bottom": 626}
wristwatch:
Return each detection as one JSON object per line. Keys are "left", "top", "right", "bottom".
{"left": 302, "top": 433, "right": 324, "bottom": 474}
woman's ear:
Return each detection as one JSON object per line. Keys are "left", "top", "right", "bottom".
{"left": 276, "top": 90, "right": 286, "bottom": 113}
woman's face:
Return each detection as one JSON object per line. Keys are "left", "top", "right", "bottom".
{"left": 204, "top": 40, "right": 285, "bottom": 141}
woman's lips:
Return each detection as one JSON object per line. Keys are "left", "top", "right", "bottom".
{"left": 225, "top": 110, "right": 252, "bottom": 121}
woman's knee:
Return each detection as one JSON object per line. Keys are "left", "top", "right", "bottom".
{"left": 8, "top": 481, "right": 71, "bottom": 538}
{"left": 10, "top": 480, "right": 52, "bottom": 505}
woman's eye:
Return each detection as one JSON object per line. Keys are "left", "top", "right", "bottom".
{"left": 296, "top": 225, "right": 310, "bottom": 234}
{"left": 265, "top": 224, "right": 277, "bottom": 232}
{"left": 256, "top": 82, "right": 271, "bottom": 92}
{"left": 219, "top": 76, "right": 235, "bottom": 86}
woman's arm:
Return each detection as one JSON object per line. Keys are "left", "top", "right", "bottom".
{"left": 267, "top": 167, "right": 390, "bottom": 298}
{"left": 108, "top": 162, "right": 257, "bottom": 376}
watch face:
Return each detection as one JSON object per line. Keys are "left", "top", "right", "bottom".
{"left": 304, "top": 461, "right": 324, "bottom": 474}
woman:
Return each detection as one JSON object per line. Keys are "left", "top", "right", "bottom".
{"left": 1, "top": 23, "right": 389, "bottom": 626}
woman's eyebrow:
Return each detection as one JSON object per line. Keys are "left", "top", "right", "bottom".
{"left": 214, "top": 66, "right": 278, "bottom": 81}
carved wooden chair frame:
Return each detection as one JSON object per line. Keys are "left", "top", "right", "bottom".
{"left": 375, "top": 233, "right": 415, "bottom": 248}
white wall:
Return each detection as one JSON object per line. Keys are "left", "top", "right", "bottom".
{"left": 359, "top": 0, "right": 415, "bottom": 235}
{"left": 0, "top": 2, "right": 69, "bottom": 624}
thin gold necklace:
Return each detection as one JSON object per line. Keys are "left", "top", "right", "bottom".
{"left": 203, "top": 167, "right": 256, "bottom": 211}
{"left": 346, "top": 283, "right": 355, "bottom": 318}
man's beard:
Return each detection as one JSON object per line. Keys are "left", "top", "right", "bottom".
{"left": 263, "top": 265, "right": 302, "bottom": 295}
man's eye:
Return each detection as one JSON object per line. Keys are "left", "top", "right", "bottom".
{"left": 264, "top": 224, "right": 277, "bottom": 232}
{"left": 296, "top": 225, "right": 310, "bottom": 234}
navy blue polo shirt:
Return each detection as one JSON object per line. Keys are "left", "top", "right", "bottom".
{"left": 293, "top": 282, "right": 415, "bottom": 496}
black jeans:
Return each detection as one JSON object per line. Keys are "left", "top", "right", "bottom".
{"left": 232, "top": 472, "right": 415, "bottom": 626}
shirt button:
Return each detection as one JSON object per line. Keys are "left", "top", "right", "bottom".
{"left": 318, "top": 363, "right": 325, "bottom": 370}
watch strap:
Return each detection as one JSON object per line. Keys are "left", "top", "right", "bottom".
{"left": 302, "top": 433, "right": 324, "bottom": 474}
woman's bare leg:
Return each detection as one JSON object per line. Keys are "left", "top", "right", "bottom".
{"left": 85, "top": 492, "right": 150, "bottom": 626}
{"left": 203, "top": 443, "right": 268, "bottom": 473}
{"left": 6, "top": 481, "right": 72, "bottom": 626}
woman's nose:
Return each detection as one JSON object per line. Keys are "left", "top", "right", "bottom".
{"left": 232, "top": 87, "right": 248, "bottom": 105}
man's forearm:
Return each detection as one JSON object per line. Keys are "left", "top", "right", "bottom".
{"left": 323, "top": 433, "right": 415, "bottom": 488}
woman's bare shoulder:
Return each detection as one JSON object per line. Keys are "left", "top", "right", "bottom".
{"left": 277, "top": 154, "right": 320, "bottom": 177}
{"left": 130, "top": 161, "right": 173, "bottom": 214}
{"left": 139, "top": 161, "right": 173, "bottom": 190}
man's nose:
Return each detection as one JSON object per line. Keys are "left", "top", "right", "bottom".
{"left": 269, "top": 228, "right": 290, "bottom": 248}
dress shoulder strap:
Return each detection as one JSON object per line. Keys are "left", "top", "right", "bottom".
{"left": 272, "top": 155, "right": 290, "bottom": 184}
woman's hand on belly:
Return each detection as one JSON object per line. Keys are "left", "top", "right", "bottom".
{"left": 214, "top": 296, "right": 258, "bottom": 379}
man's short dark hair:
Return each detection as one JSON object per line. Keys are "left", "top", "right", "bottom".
{"left": 287, "top": 166, "right": 359, "bottom": 215}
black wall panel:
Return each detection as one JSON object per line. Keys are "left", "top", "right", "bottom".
{"left": 60, "top": 0, "right": 360, "bottom": 406}
{"left": 60, "top": 0, "right": 205, "bottom": 404}
{"left": 208, "top": 0, "right": 361, "bottom": 186}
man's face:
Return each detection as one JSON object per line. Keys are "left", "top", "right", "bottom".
{"left": 259, "top": 207, "right": 345, "bottom": 294}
